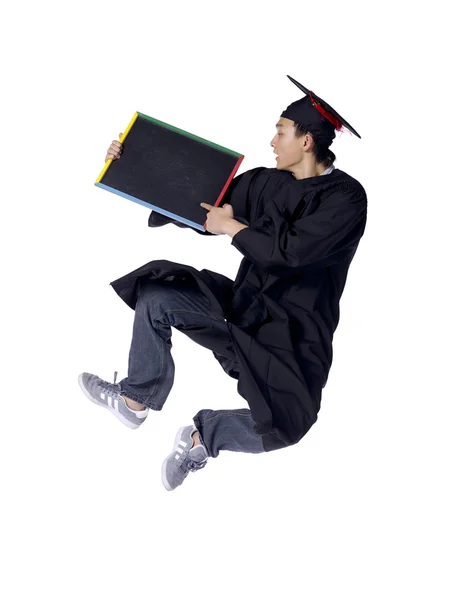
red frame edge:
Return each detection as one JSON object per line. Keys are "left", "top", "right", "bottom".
{"left": 202, "top": 155, "right": 245, "bottom": 231}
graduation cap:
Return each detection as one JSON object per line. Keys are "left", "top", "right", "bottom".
{"left": 281, "top": 75, "right": 361, "bottom": 146}
{"left": 95, "top": 111, "right": 244, "bottom": 232}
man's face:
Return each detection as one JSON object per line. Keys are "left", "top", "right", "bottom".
{"left": 270, "top": 117, "right": 309, "bottom": 171}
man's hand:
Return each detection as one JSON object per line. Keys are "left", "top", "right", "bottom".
{"left": 200, "top": 202, "right": 235, "bottom": 235}
{"left": 105, "top": 133, "right": 123, "bottom": 162}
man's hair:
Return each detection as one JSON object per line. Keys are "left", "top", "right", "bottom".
{"left": 293, "top": 122, "right": 336, "bottom": 168}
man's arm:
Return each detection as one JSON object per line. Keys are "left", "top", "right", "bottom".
{"left": 223, "top": 219, "right": 249, "bottom": 238}
{"left": 148, "top": 211, "right": 214, "bottom": 235}
{"left": 230, "top": 185, "right": 367, "bottom": 276}
{"left": 147, "top": 167, "right": 266, "bottom": 236}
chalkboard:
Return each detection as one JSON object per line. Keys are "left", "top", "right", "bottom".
{"left": 95, "top": 112, "right": 245, "bottom": 231}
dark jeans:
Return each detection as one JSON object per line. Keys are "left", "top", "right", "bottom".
{"left": 119, "top": 280, "right": 265, "bottom": 458}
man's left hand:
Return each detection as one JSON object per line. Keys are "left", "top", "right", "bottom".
{"left": 200, "top": 202, "right": 235, "bottom": 235}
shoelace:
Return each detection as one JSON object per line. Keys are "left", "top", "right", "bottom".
{"left": 186, "top": 459, "right": 208, "bottom": 472}
{"left": 98, "top": 371, "right": 120, "bottom": 395}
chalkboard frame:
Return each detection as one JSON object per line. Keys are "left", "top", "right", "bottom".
{"left": 95, "top": 111, "right": 245, "bottom": 231}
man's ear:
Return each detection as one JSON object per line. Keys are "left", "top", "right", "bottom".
{"left": 303, "top": 133, "right": 314, "bottom": 149}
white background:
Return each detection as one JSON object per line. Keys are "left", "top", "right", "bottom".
{"left": 1, "top": 1, "right": 447, "bottom": 598}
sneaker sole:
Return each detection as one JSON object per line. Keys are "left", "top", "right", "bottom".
{"left": 161, "top": 425, "right": 190, "bottom": 491}
{"left": 78, "top": 373, "right": 143, "bottom": 430}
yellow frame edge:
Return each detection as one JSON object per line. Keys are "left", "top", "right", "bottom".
{"left": 95, "top": 112, "right": 139, "bottom": 184}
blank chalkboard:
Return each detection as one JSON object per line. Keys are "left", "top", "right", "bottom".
{"left": 95, "top": 112, "right": 244, "bottom": 231}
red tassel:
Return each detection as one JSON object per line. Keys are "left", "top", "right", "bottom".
{"left": 309, "top": 91, "right": 343, "bottom": 132}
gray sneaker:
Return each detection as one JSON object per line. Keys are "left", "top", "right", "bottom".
{"left": 161, "top": 425, "right": 209, "bottom": 491}
{"left": 78, "top": 371, "right": 149, "bottom": 429}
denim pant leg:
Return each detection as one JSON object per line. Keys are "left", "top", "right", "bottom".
{"left": 193, "top": 409, "right": 265, "bottom": 458}
{"left": 119, "top": 280, "right": 265, "bottom": 458}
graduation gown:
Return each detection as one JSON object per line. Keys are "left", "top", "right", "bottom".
{"left": 110, "top": 166, "right": 368, "bottom": 452}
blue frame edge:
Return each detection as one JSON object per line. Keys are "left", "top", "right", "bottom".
{"left": 95, "top": 182, "right": 206, "bottom": 232}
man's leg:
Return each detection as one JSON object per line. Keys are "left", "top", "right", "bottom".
{"left": 123, "top": 396, "right": 146, "bottom": 411}
{"left": 118, "top": 279, "right": 236, "bottom": 410}
{"left": 192, "top": 408, "right": 265, "bottom": 457}
{"left": 119, "top": 279, "right": 265, "bottom": 456}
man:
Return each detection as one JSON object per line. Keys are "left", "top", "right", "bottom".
{"left": 79, "top": 76, "right": 368, "bottom": 491}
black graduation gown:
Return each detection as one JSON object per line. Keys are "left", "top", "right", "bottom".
{"left": 110, "top": 167, "right": 368, "bottom": 452}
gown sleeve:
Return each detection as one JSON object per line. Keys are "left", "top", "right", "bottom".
{"left": 230, "top": 183, "right": 368, "bottom": 276}
{"left": 147, "top": 167, "right": 267, "bottom": 235}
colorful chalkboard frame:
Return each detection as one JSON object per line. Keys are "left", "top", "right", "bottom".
{"left": 95, "top": 112, "right": 245, "bottom": 231}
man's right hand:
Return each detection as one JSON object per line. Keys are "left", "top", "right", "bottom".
{"left": 105, "top": 133, "right": 123, "bottom": 162}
